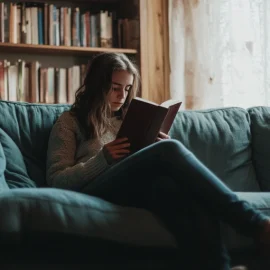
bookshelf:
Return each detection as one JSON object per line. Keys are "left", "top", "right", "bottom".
{"left": 0, "top": 0, "right": 170, "bottom": 105}
{"left": 0, "top": 0, "right": 141, "bottom": 104}
{"left": 0, "top": 43, "right": 137, "bottom": 55}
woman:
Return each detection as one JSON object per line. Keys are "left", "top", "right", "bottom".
{"left": 46, "top": 52, "right": 270, "bottom": 270}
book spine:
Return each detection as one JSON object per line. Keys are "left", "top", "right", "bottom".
{"left": 30, "top": 7, "right": 38, "bottom": 45}
{"left": 0, "top": 3, "right": 3, "bottom": 42}
{"left": 64, "top": 7, "right": 68, "bottom": 46}
{"left": 21, "top": 3, "right": 26, "bottom": 44}
{"left": 86, "top": 11, "right": 90, "bottom": 47}
{"left": 44, "top": 4, "right": 48, "bottom": 45}
{"left": 80, "top": 13, "right": 84, "bottom": 47}
{"left": 29, "top": 61, "right": 39, "bottom": 102}
{"left": 53, "top": 5, "right": 57, "bottom": 46}
{"left": 59, "top": 7, "right": 64, "bottom": 45}
{"left": 67, "top": 8, "right": 71, "bottom": 46}
{"left": 96, "top": 12, "right": 101, "bottom": 47}
{"left": 38, "top": 7, "right": 44, "bottom": 45}
{"left": 47, "top": 67, "right": 55, "bottom": 103}
{"left": 48, "top": 4, "right": 53, "bottom": 45}
{"left": 25, "top": 7, "right": 30, "bottom": 44}
{"left": 100, "top": 11, "right": 106, "bottom": 47}
{"left": 76, "top": 8, "right": 80, "bottom": 47}
{"left": 39, "top": 68, "right": 45, "bottom": 103}
{"left": 24, "top": 63, "right": 30, "bottom": 102}
{"left": 8, "top": 63, "right": 18, "bottom": 101}
{"left": 10, "top": 3, "right": 17, "bottom": 44}
{"left": 4, "top": 4, "right": 9, "bottom": 42}
{"left": 4, "top": 61, "right": 9, "bottom": 100}
{"left": 16, "top": 4, "right": 21, "bottom": 43}
{"left": 43, "top": 68, "right": 48, "bottom": 103}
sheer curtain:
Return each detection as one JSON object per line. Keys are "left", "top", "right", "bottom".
{"left": 169, "top": 0, "right": 270, "bottom": 109}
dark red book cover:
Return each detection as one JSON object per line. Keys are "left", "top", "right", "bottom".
{"left": 117, "top": 98, "right": 182, "bottom": 153}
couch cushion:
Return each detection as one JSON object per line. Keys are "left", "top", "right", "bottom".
{"left": 0, "top": 128, "right": 36, "bottom": 188}
{"left": 0, "top": 188, "right": 177, "bottom": 249}
{"left": 0, "top": 101, "right": 70, "bottom": 186}
{"left": 248, "top": 106, "right": 270, "bottom": 191}
{"left": 0, "top": 142, "right": 9, "bottom": 192}
{"left": 222, "top": 192, "right": 270, "bottom": 250}
{"left": 170, "top": 107, "right": 260, "bottom": 191}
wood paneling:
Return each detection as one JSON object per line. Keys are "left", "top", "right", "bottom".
{"left": 139, "top": 0, "right": 169, "bottom": 104}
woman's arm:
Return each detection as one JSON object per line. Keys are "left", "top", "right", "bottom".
{"left": 46, "top": 115, "right": 109, "bottom": 191}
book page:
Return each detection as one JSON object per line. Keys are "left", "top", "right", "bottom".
{"left": 160, "top": 99, "right": 182, "bottom": 108}
{"left": 135, "top": 97, "right": 158, "bottom": 106}
{"left": 160, "top": 101, "right": 182, "bottom": 134}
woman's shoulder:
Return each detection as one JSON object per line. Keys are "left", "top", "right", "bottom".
{"left": 57, "top": 110, "right": 75, "bottom": 121}
{"left": 54, "top": 110, "right": 79, "bottom": 131}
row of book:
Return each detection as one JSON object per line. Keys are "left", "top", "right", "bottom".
{"left": 0, "top": 2, "right": 139, "bottom": 49}
{"left": 0, "top": 60, "right": 87, "bottom": 104}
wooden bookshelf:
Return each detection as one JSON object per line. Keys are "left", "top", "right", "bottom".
{"left": 0, "top": 0, "right": 170, "bottom": 105}
{"left": 0, "top": 43, "right": 137, "bottom": 56}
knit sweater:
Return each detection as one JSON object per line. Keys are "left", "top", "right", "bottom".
{"left": 46, "top": 111, "right": 122, "bottom": 191}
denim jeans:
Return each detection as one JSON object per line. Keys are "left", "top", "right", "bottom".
{"left": 82, "top": 139, "right": 268, "bottom": 269}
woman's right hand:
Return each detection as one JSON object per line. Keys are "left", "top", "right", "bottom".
{"left": 102, "top": 137, "right": 130, "bottom": 164}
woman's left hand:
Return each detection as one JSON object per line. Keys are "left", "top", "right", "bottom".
{"left": 156, "top": 131, "right": 171, "bottom": 142}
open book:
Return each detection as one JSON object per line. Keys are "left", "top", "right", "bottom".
{"left": 117, "top": 97, "right": 182, "bottom": 153}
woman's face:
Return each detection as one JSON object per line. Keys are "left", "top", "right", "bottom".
{"left": 108, "top": 70, "right": 134, "bottom": 112}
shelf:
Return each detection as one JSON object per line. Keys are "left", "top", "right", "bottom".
{"left": 11, "top": 0, "right": 120, "bottom": 3}
{"left": 0, "top": 43, "right": 137, "bottom": 56}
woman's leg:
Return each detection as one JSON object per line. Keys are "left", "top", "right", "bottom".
{"left": 83, "top": 169, "right": 230, "bottom": 269}
{"left": 83, "top": 139, "right": 268, "bottom": 237}
{"left": 81, "top": 139, "right": 269, "bottom": 269}
{"left": 151, "top": 176, "right": 230, "bottom": 270}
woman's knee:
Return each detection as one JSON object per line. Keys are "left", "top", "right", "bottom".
{"left": 158, "top": 140, "right": 196, "bottom": 164}
{"left": 155, "top": 139, "right": 189, "bottom": 155}
{"left": 141, "top": 139, "right": 192, "bottom": 163}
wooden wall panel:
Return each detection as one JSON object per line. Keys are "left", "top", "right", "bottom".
{"left": 139, "top": 0, "right": 169, "bottom": 104}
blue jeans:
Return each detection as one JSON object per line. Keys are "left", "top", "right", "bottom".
{"left": 82, "top": 139, "right": 268, "bottom": 269}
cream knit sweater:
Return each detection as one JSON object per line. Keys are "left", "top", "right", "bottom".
{"left": 46, "top": 111, "right": 122, "bottom": 191}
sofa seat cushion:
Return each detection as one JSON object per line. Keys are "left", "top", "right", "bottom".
{"left": 222, "top": 192, "right": 270, "bottom": 251}
{"left": 170, "top": 108, "right": 260, "bottom": 192}
{"left": 0, "top": 142, "right": 9, "bottom": 192}
{"left": 0, "top": 188, "right": 177, "bottom": 249}
{"left": 0, "top": 128, "right": 36, "bottom": 189}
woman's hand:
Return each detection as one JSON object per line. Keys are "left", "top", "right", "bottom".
{"left": 103, "top": 137, "right": 130, "bottom": 164}
{"left": 156, "top": 131, "right": 171, "bottom": 142}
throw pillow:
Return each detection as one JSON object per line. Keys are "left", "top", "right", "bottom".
{"left": 0, "top": 128, "right": 36, "bottom": 188}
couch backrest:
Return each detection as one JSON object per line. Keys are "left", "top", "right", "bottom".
{"left": 169, "top": 107, "right": 261, "bottom": 192}
{"left": 0, "top": 101, "right": 266, "bottom": 192}
{"left": 0, "top": 101, "right": 70, "bottom": 186}
{"left": 248, "top": 106, "right": 270, "bottom": 191}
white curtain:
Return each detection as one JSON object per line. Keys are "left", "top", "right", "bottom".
{"left": 169, "top": 0, "right": 270, "bottom": 109}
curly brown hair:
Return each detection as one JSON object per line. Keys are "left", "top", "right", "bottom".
{"left": 70, "top": 52, "right": 140, "bottom": 140}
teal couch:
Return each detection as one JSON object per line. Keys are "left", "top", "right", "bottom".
{"left": 0, "top": 100, "right": 270, "bottom": 269}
